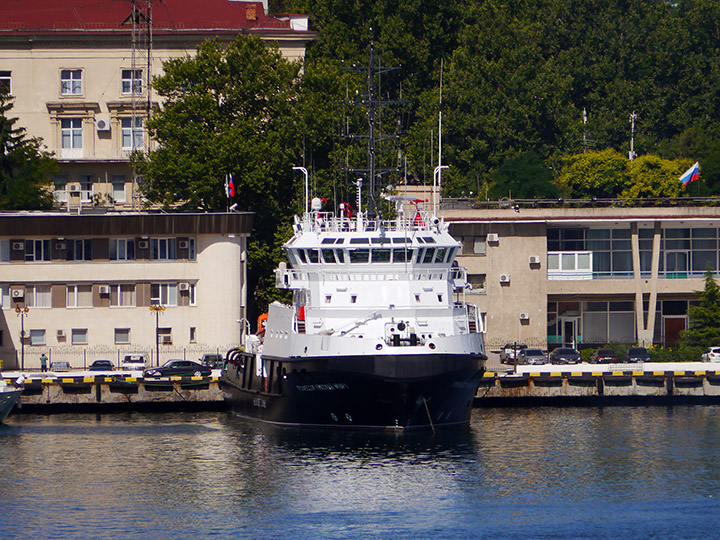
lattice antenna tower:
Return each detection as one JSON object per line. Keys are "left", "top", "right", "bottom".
{"left": 130, "top": 0, "right": 153, "bottom": 210}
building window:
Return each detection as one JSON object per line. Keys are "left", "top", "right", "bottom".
{"left": 25, "top": 240, "right": 50, "bottom": 262}
{"left": 188, "top": 238, "right": 196, "bottom": 260}
{"left": 61, "top": 118, "right": 83, "bottom": 149}
{"left": 158, "top": 327, "right": 172, "bottom": 344}
{"left": 468, "top": 274, "right": 487, "bottom": 293}
{"left": 0, "top": 240, "right": 9, "bottom": 263}
{"left": 121, "top": 117, "right": 143, "bottom": 150}
{"left": 189, "top": 283, "right": 196, "bottom": 306}
{"left": 110, "top": 284, "right": 135, "bottom": 307}
{"left": 121, "top": 69, "right": 142, "bottom": 94}
{"left": 54, "top": 175, "right": 68, "bottom": 204}
{"left": 0, "top": 285, "right": 8, "bottom": 308}
{"left": 79, "top": 175, "right": 93, "bottom": 203}
{"left": 473, "top": 236, "right": 486, "bottom": 255}
{"left": 151, "top": 238, "right": 177, "bottom": 260}
{"left": 0, "top": 71, "right": 10, "bottom": 94}
{"left": 112, "top": 175, "right": 127, "bottom": 203}
{"left": 189, "top": 327, "right": 196, "bottom": 343}
{"left": 66, "top": 239, "right": 92, "bottom": 261}
{"left": 60, "top": 69, "right": 82, "bottom": 96}
{"left": 114, "top": 328, "right": 131, "bottom": 344}
{"left": 67, "top": 285, "right": 93, "bottom": 308}
{"left": 71, "top": 328, "right": 88, "bottom": 345}
{"left": 110, "top": 239, "right": 135, "bottom": 261}
{"left": 29, "top": 329, "right": 46, "bottom": 346}
{"left": 26, "top": 285, "right": 51, "bottom": 308}
{"left": 151, "top": 283, "right": 178, "bottom": 307}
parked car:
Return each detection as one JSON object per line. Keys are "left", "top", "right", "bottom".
{"left": 702, "top": 347, "right": 720, "bottom": 362}
{"left": 499, "top": 343, "right": 527, "bottom": 364}
{"left": 121, "top": 354, "right": 147, "bottom": 371}
{"left": 49, "top": 361, "right": 71, "bottom": 372}
{"left": 89, "top": 360, "right": 114, "bottom": 371}
{"left": 628, "top": 347, "right": 651, "bottom": 363}
{"left": 199, "top": 353, "right": 223, "bottom": 368}
{"left": 590, "top": 348, "right": 619, "bottom": 364}
{"left": 516, "top": 348, "right": 547, "bottom": 365}
{"left": 548, "top": 347, "right": 581, "bottom": 364}
{"left": 143, "top": 360, "right": 212, "bottom": 378}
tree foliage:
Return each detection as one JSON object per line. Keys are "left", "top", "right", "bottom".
{"left": 682, "top": 269, "right": 720, "bottom": 348}
{"left": 0, "top": 92, "right": 55, "bottom": 210}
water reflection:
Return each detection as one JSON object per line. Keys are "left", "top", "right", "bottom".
{"left": 3, "top": 407, "right": 720, "bottom": 539}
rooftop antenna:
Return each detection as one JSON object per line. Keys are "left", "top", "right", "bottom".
{"left": 583, "top": 108, "right": 588, "bottom": 153}
{"left": 629, "top": 111, "right": 637, "bottom": 161}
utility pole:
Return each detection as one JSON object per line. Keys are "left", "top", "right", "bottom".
{"left": 629, "top": 111, "right": 637, "bottom": 161}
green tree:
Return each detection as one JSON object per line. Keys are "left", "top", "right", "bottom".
{"left": 620, "top": 155, "right": 687, "bottom": 198}
{"left": 681, "top": 268, "right": 720, "bottom": 348}
{"left": 0, "top": 92, "right": 55, "bottom": 210}
{"left": 487, "top": 151, "right": 557, "bottom": 200}
{"left": 556, "top": 149, "right": 628, "bottom": 198}
{"left": 135, "top": 35, "right": 304, "bottom": 313}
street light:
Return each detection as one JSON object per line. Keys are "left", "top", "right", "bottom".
{"left": 292, "top": 166, "right": 309, "bottom": 215}
{"left": 150, "top": 304, "right": 165, "bottom": 367}
{"left": 15, "top": 306, "right": 28, "bottom": 370}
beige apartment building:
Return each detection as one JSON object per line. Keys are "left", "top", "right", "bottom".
{"left": 0, "top": 0, "right": 313, "bottom": 210}
{"left": 442, "top": 202, "right": 720, "bottom": 353}
{"left": 0, "top": 212, "right": 252, "bottom": 370}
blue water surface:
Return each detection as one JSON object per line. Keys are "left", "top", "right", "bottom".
{"left": 2, "top": 406, "right": 720, "bottom": 539}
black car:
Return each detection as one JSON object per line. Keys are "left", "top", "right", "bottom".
{"left": 628, "top": 347, "right": 651, "bottom": 363}
{"left": 590, "top": 348, "right": 618, "bottom": 364}
{"left": 499, "top": 343, "right": 528, "bottom": 364}
{"left": 143, "top": 360, "right": 212, "bottom": 378}
{"left": 89, "top": 360, "right": 114, "bottom": 371}
{"left": 548, "top": 347, "right": 581, "bottom": 364}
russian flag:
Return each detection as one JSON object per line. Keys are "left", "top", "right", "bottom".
{"left": 680, "top": 162, "right": 700, "bottom": 186}
{"left": 225, "top": 174, "right": 235, "bottom": 198}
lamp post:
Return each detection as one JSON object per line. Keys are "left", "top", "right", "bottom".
{"left": 15, "top": 306, "right": 28, "bottom": 370}
{"left": 149, "top": 304, "right": 165, "bottom": 367}
{"left": 433, "top": 165, "right": 448, "bottom": 217}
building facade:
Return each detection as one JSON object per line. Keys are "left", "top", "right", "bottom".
{"left": 442, "top": 203, "right": 720, "bottom": 353}
{"left": 0, "top": 212, "right": 252, "bottom": 370}
{"left": 0, "top": 0, "right": 313, "bottom": 210}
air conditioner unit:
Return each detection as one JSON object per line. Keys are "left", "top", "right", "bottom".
{"left": 96, "top": 116, "right": 111, "bottom": 132}
{"left": 529, "top": 255, "right": 541, "bottom": 265}
{"left": 519, "top": 312, "right": 530, "bottom": 320}
{"left": 161, "top": 335, "right": 172, "bottom": 344}
{"left": 69, "top": 184, "right": 79, "bottom": 192}
{"left": 487, "top": 233, "right": 499, "bottom": 243}
{"left": 55, "top": 241, "right": 66, "bottom": 250}
{"left": 138, "top": 240, "right": 149, "bottom": 249}
{"left": 11, "top": 242, "right": 24, "bottom": 251}
{"left": 11, "top": 289, "right": 24, "bottom": 299}
{"left": 499, "top": 273, "right": 511, "bottom": 283}
{"left": 178, "top": 282, "right": 190, "bottom": 291}
{"left": 98, "top": 285, "right": 110, "bottom": 295}
{"left": 178, "top": 240, "right": 189, "bottom": 249}
{"left": 57, "top": 329, "right": 66, "bottom": 338}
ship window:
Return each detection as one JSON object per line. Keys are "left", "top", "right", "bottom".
{"left": 371, "top": 238, "right": 390, "bottom": 244}
{"left": 446, "top": 247, "right": 456, "bottom": 262}
{"left": 322, "top": 249, "right": 337, "bottom": 263}
{"left": 416, "top": 249, "right": 425, "bottom": 263}
{"left": 296, "top": 249, "right": 307, "bottom": 263}
{"left": 415, "top": 294, "right": 421, "bottom": 302}
{"left": 372, "top": 249, "right": 391, "bottom": 262}
{"left": 392, "top": 237, "right": 408, "bottom": 243}
{"left": 335, "top": 238, "right": 345, "bottom": 244}
{"left": 351, "top": 295, "right": 357, "bottom": 303}
{"left": 335, "top": 249, "right": 346, "bottom": 263}
{"left": 325, "top": 295, "right": 332, "bottom": 304}
{"left": 393, "top": 249, "right": 411, "bottom": 263}
{"left": 349, "top": 249, "right": 370, "bottom": 263}
{"left": 434, "top": 248, "right": 447, "bottom": 263}
{"left": 321, "top": 238, "right": 337, "bottom": 244}
{"left": 437, "top": 294, "right": 443, "bottom": 302}
{"left": 423, "top": 249, "right": 436, "bottom": 263}
{"left": 350, "top": 238, "right": 369, "bottom": 244}
{"left": 307, "top": 249, "right": 319, "bottom": 263}
{"left": 421, "top": 237, "right": 436, "bottom": 244}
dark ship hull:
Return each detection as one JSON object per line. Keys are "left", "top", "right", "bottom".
{"left": 221, "top": 349, "right": 484, "bottom": 430}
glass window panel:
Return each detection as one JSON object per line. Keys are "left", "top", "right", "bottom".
{"left": 611, "top": 229, "right": 631, "bottom": 239}
{"left": 393, "top": 249, "right": 411, "bottom": 263}
{"left": 473, "top": 237, "right": 486, "bottom": 255}
{"left": 372, "top": 249, "right": 391, "bottom": 263}
{"left": 115, "top": 328, "right": 130, "bottom": 344}
{"left": 306, "top": 250, "right": 319, "bottom": 263}
{"left": 665, "top": 228, "right": 690, "bottom": 238}
{"left": 577, "top": 253, "right": 591, "bottom": 270}
{"left": 348, "top": 249, "right": 369, "bottom": 263}
{"left": 665, "top": 239, "right": 690, "bottom": 250}
{"left": 662, "top": 300, "right": 687, "bottom": 316}
{"left": 561, "top": 253, "right": 575, "bottom": 270}
{"left": 71, "top": 328, "right": 88, "bottom": 345}
{"left": 692, "top": 228, "right": 716, "bottom": 238}
{"left": 547, "top": 253, "right": 559, "bottom": 270}
{"left": 692, "top": 251, "right": 716, "bottom": 273}
{"left": 584, "top": 302, "right": 607, "bottom": 312}
{"left": 29, "top": 329, "right": 46, "bottom": 346}
{"left": 593, "top": 252, "right": 611, "bottom": 272}
{"left": 693, "top": 239, "right": 716, "bottom": 250}
{"left": 640, "top": 252, "right": 653, "bottom": 272}
{"left": 321, "top": 249, "right": 337, "bottom": 263}
{"left": 639, "top": 228, "right": 655, "bottom": 238}
{"left": 586, "top": 239, "right": 610, "bottom": 250}
{"left": 612, "top": 251, "right": 632, "bottom": 272}
{"left": 583, "top": 312, "right": 608, "bottom": 343}
{"left": 612, "top": 240, "right": 632, "bottom": 250}
{"left": 609, "top": 313, "right": 635, "bottom": 342}
{"left": 422, "top": 249, "right": 435, "bottom": 263}
{"left": 609, "top": 301, "right": 634, "bottom": 311}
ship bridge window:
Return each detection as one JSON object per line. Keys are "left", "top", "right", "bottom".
{"left": 348, "top": 249, "right": 370, "bottom": 263}
{"left": 335, "top": 238, "right": 345, "bottom": 244}
{"left": 422, "top": 248, "right": 436, "bottom": 263}
{"left": 393, "top": 249, "right": 412, "bottom": 263}
{"left": 295, "top": 249, "right": 307, "bottom": 263}
{"left": 322, "top": 249, "right": 338, "bottom": 263}
{"left": 306, "top": 249, "right": 319, "bottom": 263}
{"left": 392, "top": 237, "right": 408, "bottom": 243}
{"left": 372, "top": 249, "right": 391, "bottom": 262}
{"left": 350, "top": 238, "right": 369, "bottom": 244}
{"left": 420, "top": 237, "right": 436, "bottom": 244}
{"left": 321, "top": 238, "right": 338, "bottom": 244}
{"left": 371, "top": 238, "right": 391, "bottom": 244}
{"left": 434, "top": 248, "right": 447, "bottom": 263}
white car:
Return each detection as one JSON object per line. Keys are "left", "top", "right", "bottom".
{"left": 702, "top": 347, "right": 720, "bottom": 362}
{"left": 120, "top": 354, "right": 147, "bottom": 371}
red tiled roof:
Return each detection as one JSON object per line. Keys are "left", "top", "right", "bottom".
{"left": 0, "top": 0, "right": 302, "bottom": 34}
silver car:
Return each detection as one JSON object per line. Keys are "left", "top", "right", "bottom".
{"left": 517, "top": 348, "right": 547, "bottom": 365}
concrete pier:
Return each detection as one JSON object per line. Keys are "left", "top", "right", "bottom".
{"left": 4, "top": 372, "right": 224, "bottom": 414}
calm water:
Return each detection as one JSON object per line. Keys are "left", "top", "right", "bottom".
{"left": 3, "top": 406, "right": 720, "bottom": 539}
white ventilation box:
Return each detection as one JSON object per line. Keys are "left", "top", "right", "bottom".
{"left": 96, "top": 116, "right": 111, "bottom": 132}
{"left": 138, "top": 240, "right": 149, "bottom": 249}
{"left": 178, "top": 282, "right": 190, "bottom": 291}
{"left": 11, "top": 242, "right": 24, "bottom": 251}
{"left": 178, "top": 240, "right": 189, "bottom": 249}
{"left": 529, "top": 255, "right": 541, "bottom": 265}
{"left": 11, "top": 289, "right": 24, "bottom": 299}
{"left": 487, "top": 233, "right": 499, "bottom": 243}
{"left": 499, "top": 274, "right": 511, "bottom": 283}
{"left": 57, "top": 329, "right": 66, "bottom": 338}
{"left": 519, "top": 312, "right": 530, "bottom": 320}
{"left": 98, "top": 285, "right": 110, "bottom": 295}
